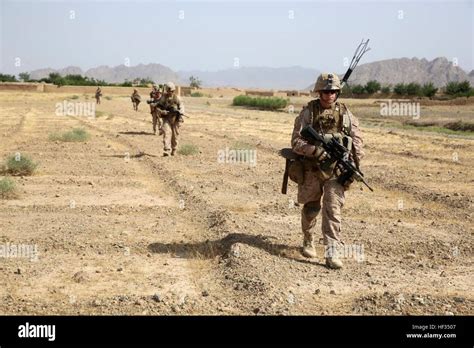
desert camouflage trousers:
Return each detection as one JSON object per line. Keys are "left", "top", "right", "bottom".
{"left": 151, "top": 108, "right": 162, "bottom": 134}
{"left": 298, "top": 172, "right": 345, "bottom": 248}
{"left": 162, "top": 117, "right": 179, "bottom": 155}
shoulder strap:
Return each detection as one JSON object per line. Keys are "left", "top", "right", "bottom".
{"left": 309, "top": 99, "right": 320, "bottom": 128}
{"left": 338, "top": 102, "right": 352, "bottom": 135}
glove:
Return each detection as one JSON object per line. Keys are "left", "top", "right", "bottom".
{"left": 342, "top": 175, "right": 355, "bottom": 190}
{"left": 312, "top": 146, "right": 328, "bottom": 161}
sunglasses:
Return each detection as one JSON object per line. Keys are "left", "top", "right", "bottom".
{"left": 322, "top": 90, "right": 337, "bottom": 95}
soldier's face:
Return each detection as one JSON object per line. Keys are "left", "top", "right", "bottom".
{"left": 320, "top": 90, "right": 337, "bottom": 104}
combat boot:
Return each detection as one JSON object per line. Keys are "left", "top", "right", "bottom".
{"left": 325, "top": 256, "right": 343, "bottom": 269}
{"left": 302, "top": 234, "right": 317, "bottom": 258}
{"left": 325, "top": 244, "right": 343, "bottom": 269}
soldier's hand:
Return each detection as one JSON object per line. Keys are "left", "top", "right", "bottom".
{"left": 343, "top": 175, "right": 355, "bottom": 190}
{"left": 312, "top": 146, "right": 328, "bottom": 161}
{"left": 343, "top": 177, "right": 354, "bottom": 191}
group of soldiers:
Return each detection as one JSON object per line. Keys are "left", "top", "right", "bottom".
{"left": 129, "top": 82, "right": 184, "bottom": 157}
{"left": 95, "top": 73, "right": 365, "bottom": 270}
{"left": 94, "top": 82, "right": 184, "bottom": 157}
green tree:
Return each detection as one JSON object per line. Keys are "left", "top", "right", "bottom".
{"left": 364, "top": 80, "right": 381, "bottom": 94}
{"left": 19, "top": 72, "right": 30, "bottom": 82}
{"left": 120, "top": 79, "right": 133, "bottom": 87}
{"left": 446, "top": 81, "right": 472, "bottom": 96}
{"left": 381, "top": 86, "right": 391, "bottom": 94}
{"left": 189, "top": 75, "right": 202, "bottom": 89}
{"left": 457, "top": 81, "right": 471, "bottom": 94}
{"left": 406, "top": 82, "right": 422, "bottom": 96}
{"left": 351, "top": 84, "right": 366, "bottom": 94}
{"left": 0, "top": 74, "right": 18, "bottom": 82}
{"left": 48, "top": 72, "right": 65, "bottom": 86}
{"left": 421, "top": 83, "right": 438, "bottom": 98}
{"left": 393, "top": 83, "right": 407, "bottom": 95}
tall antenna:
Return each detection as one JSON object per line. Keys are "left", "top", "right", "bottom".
{"left": 341, "top": 39, "right": 371, "bottom": 89}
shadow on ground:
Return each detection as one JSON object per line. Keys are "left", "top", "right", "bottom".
{"left": 118, "top": 131, "right": 155, "bottom": 136}
{"left": 148, "top": 232, "right": 325, "bottom": 267}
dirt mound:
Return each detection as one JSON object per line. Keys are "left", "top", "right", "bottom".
{"left": 353, "top": 292, "right": 472, "bottom": 315}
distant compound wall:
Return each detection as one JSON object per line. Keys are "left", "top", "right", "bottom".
{"left": 245, "top": 90, "right": 275, "bottom": 97}
{"left": 0, "top": 82, "right": 46, "bottom": 92}
{"left": 42, "top": 85, "right": 154, "bottom": 95}
{"left": 1, "top": 82, "right": 301, "bottom": 98}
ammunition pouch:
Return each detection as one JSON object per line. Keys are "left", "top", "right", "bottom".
{"left": 288, "top": 159, "right": 304, "bottom": 184}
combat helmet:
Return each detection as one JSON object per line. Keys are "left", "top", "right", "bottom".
{"left": 313, "top": 73, "right": 341, "bottom": 92}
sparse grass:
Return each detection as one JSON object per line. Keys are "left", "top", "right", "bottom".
{"left": 191, "top": 92, "right": 204, "bottom": 97}
{"left": 232, "top": 140, "right": 253, "bottom": 150}
{"left": 232, "top": 95, "right": 289, "bottom": 110}
{"left": 444, "top": 121, "right": 474, "bottom": 132}
{"left": 95, "top": 111, "right": 106, "bottom": 118}
{"left": 106, "top": 114, "right": 114, "bottom": 120}
{"left": 178, "top": 144, "right": 199, "bottom": 156}
{"left": 2, "top": 154, "right": 38, "bottom": 176}
{"left": 49, "top": 128, "right": 90, "bottom": 142}
{"left": 398, "top": 123, "right": 474, "bottom": 136}
{"left": 70, "top": 95, "right": 79, "bottom": 100}
{"left": 105, "top": 96, "right": 112, "bottom": 100}
{"left": 403, "top": 120, "right": 474, "bottom": 134}
{"left": 0, "top": 177, "right": 17, "bottom": 199}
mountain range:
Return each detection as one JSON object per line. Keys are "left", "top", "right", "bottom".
{"left": 27, "top": 57, "right": 473, "bottom": 90}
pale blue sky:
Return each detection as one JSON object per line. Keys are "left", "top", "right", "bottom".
{"left": 1, "top": 0, "right": 473, "bottom": 74}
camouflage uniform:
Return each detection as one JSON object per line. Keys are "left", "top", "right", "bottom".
{"left": 131, "top": 89, "right": 141, "bottom": 111}
{"left": 291, "top": 73, "right": 364, "bottom": 269}
{"left": 95, "top": 87, "right": 102, "bottom": 104}
{"left": 149, "top": 87, "right": 162, "bottom": 134}
{"left": 155, "top": 83, "right": 183, "bottom": 156}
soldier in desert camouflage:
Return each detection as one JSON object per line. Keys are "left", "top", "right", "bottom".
{"left": 291, "top": 73, "right": 364, "bottom": 269}
{"left": 149, "top": 84, "right": 163, "bottom": 135}
{"left": 152, "top": 82, "right": 184, "bottom": 157}
{"left": 131, "top": 89, "right": 141, "bottom": 111}
{"left": 95, "top": 87, "right": 102, "bottom": 104}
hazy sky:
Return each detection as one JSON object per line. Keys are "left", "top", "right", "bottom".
{"left": 1, "top": 0, "right": 473, "bottom": 75}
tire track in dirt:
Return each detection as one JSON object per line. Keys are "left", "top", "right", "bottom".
{"left": 68, "top": 115, "right": 244, "bottom": 313}
{"left": 0, "top": 104, "right": 226, "bottom": 314}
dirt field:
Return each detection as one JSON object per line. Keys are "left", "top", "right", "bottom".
{"left": 0, "top": 91, "right": 472, "bottom": 315}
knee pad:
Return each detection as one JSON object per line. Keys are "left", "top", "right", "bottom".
{"left": 303, "top": 201, "right": 321, "bottom": 218}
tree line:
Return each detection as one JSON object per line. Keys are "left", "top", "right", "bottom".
{"left": 0, "top": 72, "right": 154, "bottom": 88}
{"left": 1, "top": 72, "right": 473, "bottom": 98}
{"left": 341, "top": 80, "right": 473, "bottom": 98}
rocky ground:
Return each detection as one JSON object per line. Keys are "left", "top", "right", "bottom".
{"left": 0, "top": 91, "right": 472, "bottom": 315}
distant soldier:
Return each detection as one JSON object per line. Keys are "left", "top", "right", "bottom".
{"left": 152, "top": 82, "right": 184, "bottom": 156}
{"left": 95, "top": 87, "right": 102, "bottom": 104}
{"left": 149, "top": 84, "right": 162, "bottom": 135}
{"left": 131, "top": 89, "right": 141, "bottom": 111}
{"left": 290, "top": 73, "right": 365, "bottom": 269}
